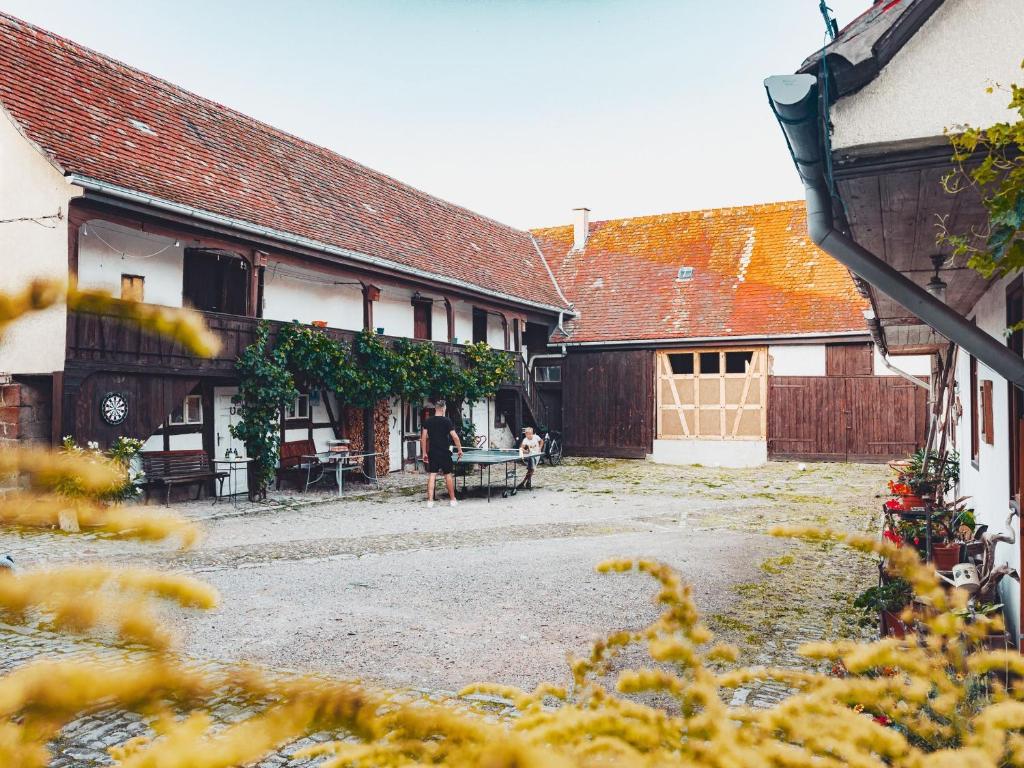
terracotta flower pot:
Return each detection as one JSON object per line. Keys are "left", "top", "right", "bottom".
{"left": 899, "top": 493, "right": 925, "bottom": 510}
{"left": 882, "top": 610, "right": 907, "bottom": 638}
{"left": 930, "top": 543, "right": 961, "bottom": 572}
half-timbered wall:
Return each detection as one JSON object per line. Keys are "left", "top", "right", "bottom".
{"left": 655, "top": 348, "right": 767, "bottom": 440}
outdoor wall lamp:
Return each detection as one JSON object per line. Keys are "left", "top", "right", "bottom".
{"left": 926, "top": 254, "right": 948, "bottom": 304}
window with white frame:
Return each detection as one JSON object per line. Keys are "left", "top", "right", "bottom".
{"left": 286, "top": 394, "right": 310, "bottom": 420}
{"left": 168, "top": 394, "right": 203, "bottom": 425}
{"left": 535, "top": 365, "right": 561, "bottom": 383}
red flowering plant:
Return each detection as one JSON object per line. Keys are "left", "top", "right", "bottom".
{"left": 887, "top": 479, "right": 912, "bottom": 496}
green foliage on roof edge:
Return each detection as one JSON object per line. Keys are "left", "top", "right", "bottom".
{"left": 940, "top": 62, "right": 1024, "bottom": 281}
{"left": 231, "top": 321, "right": 516, "bottom": 495}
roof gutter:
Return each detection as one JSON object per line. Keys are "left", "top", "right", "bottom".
{"left": 764, "top": 73, "right": 1024, "bottom": 390}
{"left": 66, "top": 174, "right": 575, "bottom": 318}
{"left": 558, "top": 330, "right": 870, "bottom": 348}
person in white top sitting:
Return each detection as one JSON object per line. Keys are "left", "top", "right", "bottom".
{"left": 517, "top": 426, "right": 544, "bottom": 490}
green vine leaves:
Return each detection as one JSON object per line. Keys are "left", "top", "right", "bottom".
{"left": 939, "top": 66, "right": 1024, "bottom": 279}
{"left": 232, "top": 322, "right": 517, "bottom": 493}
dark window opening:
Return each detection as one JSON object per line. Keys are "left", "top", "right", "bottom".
{"left": 699, "top": 352, "right": 720, "bottom": 374}
{"left": 513, "top": 319, "right": 521, "bottom": 352}
{"left": 725, "top": 350, "right": 753, "bottom": 374}
{"left": 472, "top": 308, "right": 488, "bottom": 344}
{"left": 667, "top": 353, "right": 694, "bottom": 375}
{"left": 413, "top": 300, "right": 432, "bottom": 340}
{"left": 183, "top": 249, "right": 248, "bottom": 314}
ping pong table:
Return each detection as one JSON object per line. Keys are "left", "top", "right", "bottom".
{"left": 454, "top": 448, "right": 536, "bottom": 502}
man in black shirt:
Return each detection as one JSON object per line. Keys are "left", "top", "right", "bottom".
{"left": 420, "top": 400, "right": 464, "bottom": 508}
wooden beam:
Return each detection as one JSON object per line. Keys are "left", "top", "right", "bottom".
{"left": 362, "top": 284, "right": 380, "bottom": 331}
{"left": 502, "top": 314, "right": 510, "bottom": 351}
{"left": 50, "top": 371, "right": 63, "bottom": 447}
{"left": 321, "top": 388, "right": 343, "bottom": 440}
{"left": 444, "top": 297, "right": 456, "bottom": 343}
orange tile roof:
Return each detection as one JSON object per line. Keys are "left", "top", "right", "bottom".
{"left": 531, "top": 201, "right": 869, "bottom": 344}
{"left": 0, "top": 12, "right": 567, "bottom": 311}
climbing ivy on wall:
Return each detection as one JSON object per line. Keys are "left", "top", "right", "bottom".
{"left": 230, "top": 323, "right": 298, "bottom": 497}
{"left": 232, "top": 323, "right": 516, "bottom": 494}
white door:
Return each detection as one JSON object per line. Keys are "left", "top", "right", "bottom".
{"left": 388, "top": 398, "right": 402, "bottom": 472}
{"left": 213, "top": 386, "right": 248, "bottom": 494}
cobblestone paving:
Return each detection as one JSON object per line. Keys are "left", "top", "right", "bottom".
{"left": 0, "top": 459, "right": 886, "bottom": 763}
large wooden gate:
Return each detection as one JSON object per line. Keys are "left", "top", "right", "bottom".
{"left": 767, "top": 375, "right": 928, "bottom": 462}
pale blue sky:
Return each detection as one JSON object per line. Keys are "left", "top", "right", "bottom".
{"left": 2, "top": 0, "right": 868, "bottom": 228}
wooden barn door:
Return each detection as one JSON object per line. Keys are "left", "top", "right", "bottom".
{"left": 768, "top": 375, "right": 927, "bottom": 462}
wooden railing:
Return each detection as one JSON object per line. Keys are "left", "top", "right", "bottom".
{"left": 501, "top": 355, "right": 548, "bottom": 429}
{"left": 66, "top": 306, "right": 465, "bottom": 375}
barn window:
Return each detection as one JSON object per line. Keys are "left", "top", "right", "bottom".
{"left": 120, "top": 274, "right": 145, "bottom": 302}
{"left": 699, "top": 352, "right": 720, "bottom": 374}
{"left": 182, "top": 249, "right": 249, "bottom": 315}
{"left": 536, "top": 366, "right": 561, "bottom": 383}
{"left": 656, "top": 348, "right": 766, "bottom": 440}
{"left": 667, "top": 353, "right": 694, "bottom": 375}
{"left": 168, "top": 394, "right": 203, "bottom": 426}
{"left": 286, "top": 394, "right": 310, "bottom": 421}
{"left": 472, "top": 308, "right": 488, "bottom": 344}
{"left": 725, "top": 351, "right": 753, "bottom": 374}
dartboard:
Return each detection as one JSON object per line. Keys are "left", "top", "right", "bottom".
{"left": 100, "top": 392, "right": 128, "bottom": 425}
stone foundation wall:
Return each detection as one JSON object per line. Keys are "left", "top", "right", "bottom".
{"left": 0, "top": 378, "right": 51, "bottom": 447}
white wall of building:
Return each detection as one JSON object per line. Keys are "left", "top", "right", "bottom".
{"left": 454, "top": 301, "right": 474, "bottom": 345}
{"left": 0, "top": 109, "right": 81, "bottom": 373}
{"left": 768, "top": 344, "right": 827, "bottom": 376}
{"left": 872, "top": 348, "right": 932, "bottom": 377}
{"left": 650, "top": 438, "right": 767, "bottom": 468}
{"left": 832, "top": 0, "right": 1024, "bottom": 150}
{"left": 77, "top": 221, "right": 185, "bottom": 307}
{"left": 956, "top": 272, "right": 1021, "bottom": 644}
{"left": 374, "top": 285, "right": 414, "bottom": 338}
{"left": 487, "top": 313, "right": 506, "bottom": 350}
{"left": 262, "top": 262, "right": 363, "bottom": 330}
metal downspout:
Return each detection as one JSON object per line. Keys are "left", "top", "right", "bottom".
{"left": 879, "top": 354, "right": 931, "bottom": 391}
{"left": 764, "top": 73, "right": 1024, "bottom": 391}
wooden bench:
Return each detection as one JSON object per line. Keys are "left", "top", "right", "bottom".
{"left": 140, "top": 450, "right": 228, "bottom": 506}
{"left": 277, "top": 439, "right": 319, "bottom": 490}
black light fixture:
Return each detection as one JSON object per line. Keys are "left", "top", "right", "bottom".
{"left": 926, "top": 254, "right": 948, "bottom": 304}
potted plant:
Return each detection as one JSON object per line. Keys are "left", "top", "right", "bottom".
{"left": 854, "top": 578, "right": 913, "bottom": 638}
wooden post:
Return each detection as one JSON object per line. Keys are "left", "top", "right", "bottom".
{"left": 50, "top": 371, "right": 63, "bottom": 446}
{"left": 363, "top": 404, "right": 376, "bottom": 480}
{"left": 501, "top": 314, "right": 510, "bottom": 351}
{"left": 444, "top": 297, "right": 456, "bottom": 343}
{"left": 252, "top": 251, "right": 268, "bottom": 318}
{"left": 362, "top": 285, "right": 380, "bottom": 331}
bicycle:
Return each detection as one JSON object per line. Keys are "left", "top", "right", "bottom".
{"left": 542, "top": 429, "right": 563, "bottom": 466}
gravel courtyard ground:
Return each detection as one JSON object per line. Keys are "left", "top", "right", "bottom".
{"left": 0, "top": 458, "right": 887, "bottom": 765}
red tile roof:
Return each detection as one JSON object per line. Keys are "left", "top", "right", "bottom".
{"left": 0, "top": 12, "right": 567, "bottom": 311}
{"left": 531, "top": 201, "right": 869, "bottom": 344}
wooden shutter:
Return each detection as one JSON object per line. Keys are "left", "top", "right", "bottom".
{"left": 981, "top": 379, "right": 994, "bottom": 445}
{"left": 413, "top": 300, "right": 432, "bottom": 340}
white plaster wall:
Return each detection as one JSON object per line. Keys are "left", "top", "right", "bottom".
{"left": 374, "top": 285, "right": 414, "bottom": 338}
{"left": 262, "top": 263, "right": 363, "bottom": 330}
{"left": 0, "top": 109, "right": 81, "bottom": 373}
{"left": 955, "top": 272, "right": 1020, "bottom": 643}
{"left": 873, "top": 349, "right": 932, "bottom": 377}
{"left": 431, "top": 303, "right": 447, "bottom": 342}
{"left": 832, "top": 0, "right": 1024, "bottom": 149}
{"left": 141, "top": 434, "right": 163, "bottom": 452}
{"left": 168, "top": 432, "right": 203, "bottom": 450}
{"left": 466, "top": 400, "right": 490, "bottom": 449}
{"left": 650, "top": 439, "right": 767, "bottom": 468}
{"left": 453, "top": 301, "right": 473, "bottom": 345}
{"left": 769, "top": 344, "right": 826, "bottom": 376}
{"left": 78, "top": 222, "right": 184, "bottom": 307}
{"left": 487, "top": 313, "right": 505, "bottom": 350}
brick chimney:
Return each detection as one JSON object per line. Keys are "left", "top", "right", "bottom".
{"left": 572, "top": 207, "right": 590, "bottom": 251}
